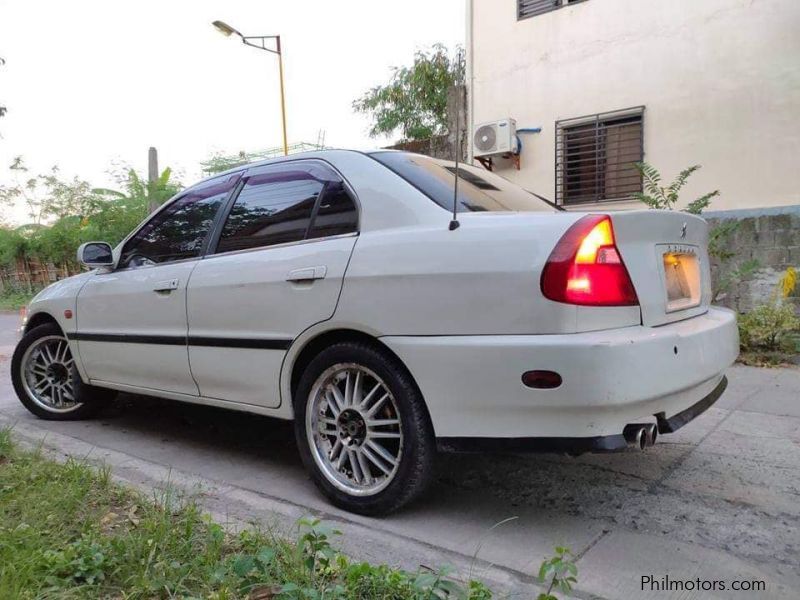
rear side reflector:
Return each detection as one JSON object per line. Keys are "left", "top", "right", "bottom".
{"left": 522, "top": 370, "right": 563, "bottom": 389}
{"left": 541, "top": 215, "right": 638, "bottom": 306}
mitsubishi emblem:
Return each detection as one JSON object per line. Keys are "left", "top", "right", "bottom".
{"left": 680, "top": 222, "right": 687, "bottom": 239}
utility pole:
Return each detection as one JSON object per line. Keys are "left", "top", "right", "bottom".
{"left": 147, "top": 147, "right": 159, "bottom": 213}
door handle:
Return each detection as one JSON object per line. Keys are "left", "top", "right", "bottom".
{"left": 153, "top": 279, "right": 180, "bottom": 292}
{"left": 286, "top": 266, "right": 327, "bottom": 282}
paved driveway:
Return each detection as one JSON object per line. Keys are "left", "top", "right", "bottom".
{"left": 1, "top": 312, "right": 799, "bottom": 598}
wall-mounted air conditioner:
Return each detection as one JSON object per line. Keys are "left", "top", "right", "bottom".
{"left": 473, "top": 118, "right": 517, "bottom": 158}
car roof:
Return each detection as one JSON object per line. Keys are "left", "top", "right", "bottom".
{"left": 200, "top": 148, "right": 392, "bottom": 183}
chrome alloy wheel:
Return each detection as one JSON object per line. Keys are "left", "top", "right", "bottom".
{"left": 20, "top": 335, "right": 80, "bottom": 413}
{"left": 306, "top": 363, "right": 403, "bottom": 496}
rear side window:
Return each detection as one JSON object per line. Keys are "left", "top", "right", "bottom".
{"left": 307, "top": 179, "right": 359, "bottom": 240}
{"left": 216, "top": 161, "right": 357, "bottom": 253}
{"left": 120, "top": 174, "right": 238, "bottom": 268}
{"left": 370, "top": 151, "right": 554, "bottom": 213}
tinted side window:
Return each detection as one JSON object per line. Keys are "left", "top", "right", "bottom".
{"left": 216, "top": 161, "right": 357, "bottom": 253}
{"left": 307, "top": 180, "right": 358, "bottom": 240}
{"left": 120, "top": 175, "right": 238, "bottom": 267}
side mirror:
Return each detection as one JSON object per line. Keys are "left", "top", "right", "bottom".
{"left": 77, "top": 242, "right": 115, "bottom": 269}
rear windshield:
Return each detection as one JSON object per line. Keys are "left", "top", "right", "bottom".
{"left": 370, "top": 151, "right": 555, "bottom": 213}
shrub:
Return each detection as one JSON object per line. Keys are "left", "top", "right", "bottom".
{"left": 633, "top": 162, "right": 719, "bottom": 214}
{"left": 739, "top": 302, "right": 800, "bottom": 351}
{"left": 738, "top": 267, "right": 799, "bottom": 356}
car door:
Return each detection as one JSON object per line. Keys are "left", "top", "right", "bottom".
{"left": 74, "top": 174, "right": 240, "bottom": 395}
{"left": 186, "top": 160, "right": 359, "bottom": 408}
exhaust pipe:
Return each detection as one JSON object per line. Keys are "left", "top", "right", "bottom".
{"left": 644, "top": 423, "right": 658, "bottom": 447}
{"left": 623, "top": 423, "right": 658, "bottom": 450}
{"left": 623, "top": 424, "right": 647, "bottom": 450}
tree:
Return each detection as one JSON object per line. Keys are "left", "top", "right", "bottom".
{"left": 91, "top": 166, "right": 181, "bottom": 242}
{"left": 0, "top": 160, "right": 182, "bottom": 278}
{"left": 0, "top": 157, "right": 99, "bottom": 225}
{"left": 0, "top": 226, "right": 29, "bottom": 270}
{"left": 353, "top": 44, "right": 464, "bottom": 142}
{"left": 0, "top": 157, "right": 66, "bottom": 225}
{"left": 633, "top": 162, "right": 719, "bottom": 215}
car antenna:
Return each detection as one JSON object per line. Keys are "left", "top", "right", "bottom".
{"left": 449, "top": 50, "right": 463, "bottom": 231}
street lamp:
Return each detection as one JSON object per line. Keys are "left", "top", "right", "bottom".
{"left": 212, "top": 20, "right": 289, "bottom": 156}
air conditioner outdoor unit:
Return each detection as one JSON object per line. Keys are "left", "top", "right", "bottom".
{"left": 472, "top": 118, "right": 517, "bottom": 158}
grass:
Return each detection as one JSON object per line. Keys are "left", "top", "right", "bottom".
{"left": 0, "top": 428, "right": 494, "bottom": 599}
{"left": 0, "top": 289, "right": 34, "bottom": 311}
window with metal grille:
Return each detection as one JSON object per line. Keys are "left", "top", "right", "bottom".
{"left": 555, "top": 107, "right": 644, "bottom": 206}
{"left": 518, "top": 0, "right": 586, "bottom": 20}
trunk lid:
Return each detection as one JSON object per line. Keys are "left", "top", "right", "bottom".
{"left": 610, "top": 211, "right": 711, "bottom": 326}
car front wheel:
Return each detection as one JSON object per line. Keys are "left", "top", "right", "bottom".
{"left": 294, "top": 341, "right": 436, "bottom": 515}
{"left": 11, "top": 322, "right": 114, "bottom": 420}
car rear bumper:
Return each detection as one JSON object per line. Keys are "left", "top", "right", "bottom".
{"left": 436, "top": 376, "right": 728, "bottom": 454}
{"left": 381, "top": 307, "right": 738, "bottom": 440}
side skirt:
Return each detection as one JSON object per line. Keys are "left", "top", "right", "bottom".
{"left": 88, "top": 380, "right": 294, "bottom": 420}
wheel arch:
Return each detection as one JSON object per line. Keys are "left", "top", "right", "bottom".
{"left": 25, "top": 311, "right": 61, "bottom": 334}
{"left": 285, "top": 327, "right": 433, "bottom": 432}
{"left": 289, "top": 329, "right": 403, "bottom": 398}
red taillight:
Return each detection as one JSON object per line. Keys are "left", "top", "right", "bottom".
{"left": 541, "top": 215, "right": 638, "bottom": 306}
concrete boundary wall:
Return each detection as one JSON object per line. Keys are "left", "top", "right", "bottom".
{"left": 705, "top": 205, "right": 800, "bottom": 313}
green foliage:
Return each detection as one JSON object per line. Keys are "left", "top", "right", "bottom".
{"left": 708, "top": 220, "right": 738, "bottom": 262}
{"left": 0, "top": 226, "right": 28, "bottom": 265}
{"left": 536, "top": 546, "right": 578, "bottom": 600}
{"left": 739, "top": 302, "right": 800, "bottom": 353}
{"left": 0, "top": 285, "right": 35, "bottom": 310}
{"left": 88, "top": 167, "right": 179, "bottom": 244}
{"left": 354, "top": 44, "right": 464, "bottom": 141}
{"left": 0, "top": 426, "right": 11, "bottom": 457}
{"left": 0, "top": 158, "right": 181, "bottom": 273}
{"left": 633, "top": 162, "right": 719, "bottom": 214}
{"left": 739, "top": 267, "right": 800, "bottom": 359}
{"left": 0, "top": 435, "right": 495, "bottom": 599}
{"left": 44, "top": 534, "right": 114, "bottom": 585}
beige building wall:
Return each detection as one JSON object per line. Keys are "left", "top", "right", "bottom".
{"left": 468, "top": 0, "right": 800, "bottom": 211}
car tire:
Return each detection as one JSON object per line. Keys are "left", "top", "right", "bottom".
{"left": 11, "top": 322, "right": 115, "bottom": 420}
{"left": 294, "top": 341, "right": 436, "bottom": 515}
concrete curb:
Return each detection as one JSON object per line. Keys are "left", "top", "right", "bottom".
{"left": 0, "top": 414, "right": 562, "bottom": 600}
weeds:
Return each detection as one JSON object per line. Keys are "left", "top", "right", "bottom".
{"left": 0, "top": 433, "right": 581, "bottom": 598}
{"left": 739, "top": 267, "right": 800, "bottom": 365}
{"left": 536, "top": 546, "right": 578, "bottom": 600}
{"left": 0, "top": 435, "right": 505, "bottom": 599}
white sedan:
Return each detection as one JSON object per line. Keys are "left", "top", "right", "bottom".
{"left": 11, "top": 150, "right": 738, "bottom": 514}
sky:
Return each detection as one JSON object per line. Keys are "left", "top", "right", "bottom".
{"left": 0, "top": 0, "right": 465, "bottom": 224}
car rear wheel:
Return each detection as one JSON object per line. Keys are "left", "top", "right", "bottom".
{"left": 11, "top": 322, "right": 115, "bottom": 420}
{"left": 294, "top": 341, "right": 435, "bottom": 515}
